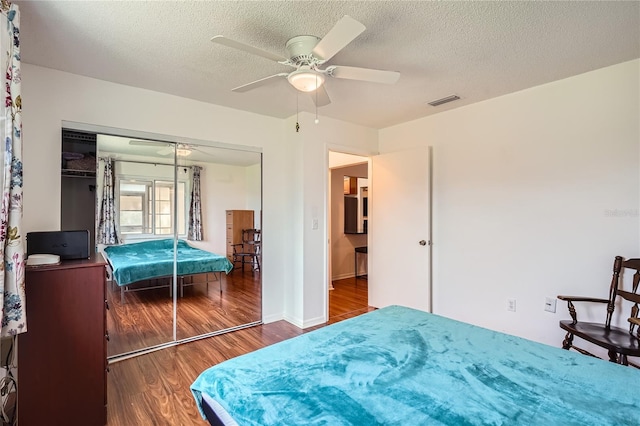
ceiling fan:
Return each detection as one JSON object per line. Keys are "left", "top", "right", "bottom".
{"left": 128, "top": 140, "right": 193, "bottom": 157}
{"left": 211, "top": 15, "right": 400, "bottom": 106}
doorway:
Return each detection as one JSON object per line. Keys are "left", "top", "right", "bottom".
{"left": 328, "top": 151, "right": 370, "bottom": 321}
{"left": 326, "top": 146, "right": 433, "bottom": 317}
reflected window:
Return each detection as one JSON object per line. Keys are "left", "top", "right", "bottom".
{"left": 118, "top": 178, "right": 186, "bottom": 236}
{"left": 120, "top": 181, "right": 151, "bottom": 234}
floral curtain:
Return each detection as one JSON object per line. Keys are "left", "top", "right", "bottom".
{"left": 0, "top": 2, "right": 25, "bottom": 336}
{"left": 97, "top": 158, "right": 119, "bottom": 245}
{"left": 187, "top": 166, "right": 203, "bottom": 241}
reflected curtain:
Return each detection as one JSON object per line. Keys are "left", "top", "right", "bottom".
{"left": 97, "top": 158, "right": 119, "bottom": 245}
{"left": 188, "top": 165, "right": 203, "bottom": 241}
{"left": 0, "top": 3, "right": 25, "bottom": 336}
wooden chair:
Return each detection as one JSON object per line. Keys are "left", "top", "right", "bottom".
{"left": 557, "top": 256, "right": 640, "bottom": 365}
{"left": 232, "top": 229, "right": 261, "bottom": 271}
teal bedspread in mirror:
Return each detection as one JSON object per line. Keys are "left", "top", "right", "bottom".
{"left": 103, "top": 239, "right": 233, "bottom": 286}
{"left": 191, "top": 305, "right": 640, "bottom": 425}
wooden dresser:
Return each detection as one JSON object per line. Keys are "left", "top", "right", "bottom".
{"left": 18, "top": 255, "right": 108, "bottom": 425}
{"left": 226, "top": 210, "right": 254, "bottom": 262}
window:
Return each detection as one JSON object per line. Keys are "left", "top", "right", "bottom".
{"left": 118, "top": 178, "right": 186, "bottom": 236}
{"left": 120, "top": 181, "right": 151, "bottom": 234}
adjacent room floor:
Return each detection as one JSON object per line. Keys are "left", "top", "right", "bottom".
{"left": 107, "top": 276, "right": 372, "bottom": 425}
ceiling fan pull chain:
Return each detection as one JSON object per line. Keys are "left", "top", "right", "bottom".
{"left": 315, "top": 75, "right": 319, "bottom": 125}
{"left": 296, "top": 93, "right": 300, "bottom": 132}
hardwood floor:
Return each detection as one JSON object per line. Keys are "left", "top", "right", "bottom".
{"left": 328, "top": 277, "right": 373, "bottom": 323}
{"left": 107, "top": 277, "right": 371, "bottom": 425}
{"left": 107, "top": 269, "right": 262, "bottom": 357}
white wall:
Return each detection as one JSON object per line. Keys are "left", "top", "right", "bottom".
{"left": 22, "top": 64, "right": 287, "bottom": 322}
{"left": 22, "top": 64, "right": 378, "bottom": 328}
{"left": 27, "top": 59, "right": 635, "bottom": 345}
{"left": 329, "top": 152, "right": 368, "bottom": 169}
{"left": 379, "top": 59, "right": 640, "bottom": 347}
{"left": 283, "top": 112, "right": 378, "bottom": 327}
{"left": 190, "top": 161, "right": 257, "bottom": 255}
{"left": 245, "top": 163, "right": 262, "bottom": 229}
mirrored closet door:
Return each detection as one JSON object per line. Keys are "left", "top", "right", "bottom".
{"left": 175, "top": 143, "right": 262, "bottom": 341}
{"left": 97, "top": 137, "right": 177, "bottom": 357}
{"left": 62, "top": 128, "right": 262, "bottom": 359}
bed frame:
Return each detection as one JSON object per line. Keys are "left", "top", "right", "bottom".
{"left": 105, "top": 263, "right": 222, "bottom": 303}
{"left": 103, "top": 239, "right": 233, "bottom": 304}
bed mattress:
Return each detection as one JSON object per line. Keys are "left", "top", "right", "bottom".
{"left": 192, "top": 305, "right": 640, "bottom": 425}
{"left": 103, "top": 238, "right": 233, "bottom": 286}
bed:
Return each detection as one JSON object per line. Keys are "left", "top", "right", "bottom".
{"left": 191, "top": 305, "right": 640, "bottom": 425}
{"left": 103, "top": 238, "right": 233, "bottom": 302}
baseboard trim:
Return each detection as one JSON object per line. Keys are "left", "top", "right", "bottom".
{"left": 302, "top": 315, "right": 326, "bottom": 329}
{"left": 282, "top": 314, "right": 327, "bottom": 329}
{"left": 332, "top": 272, "right": 355, "bottom": 281}
{"left": 262, "top": 313, "right": 284, "bottom": 324}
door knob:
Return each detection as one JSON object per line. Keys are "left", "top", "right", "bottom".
{"left": 419, "top": 240, "right": 427, "bottom": 246}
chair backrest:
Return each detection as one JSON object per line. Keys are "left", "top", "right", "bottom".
{"left": 616, "top": 258, "right": 640, "bottom": 335}
{"left": 242, "top": 229, "right": 261, "bottom": 244}
{"left": 605, "top": 257, "right": 640, "bottom": 331}
{"left": 604, "top": 256, "right": 623, "bottom": 329}
{"left": 240, "top": 229, "right": 261, "bottom": 254}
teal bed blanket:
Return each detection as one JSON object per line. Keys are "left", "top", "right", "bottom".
{"left": 103, "top": 239, "right": 233, "bottom": 286}
{"left": 191, "top": 305, "right": 640, "bottom": 425}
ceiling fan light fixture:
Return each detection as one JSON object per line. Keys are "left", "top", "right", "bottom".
{"left": 176, "top": 148, "right": 192, "bottom": 157}
{"left": 288, "top": 68, "right": 325, "bottom": 92}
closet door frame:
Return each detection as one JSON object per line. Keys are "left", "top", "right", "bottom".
{"left": 61, "top": 121, "right": 263, "bottom": 363}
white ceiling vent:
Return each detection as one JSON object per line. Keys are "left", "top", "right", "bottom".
{"left": 427, "top": 95, "right": 460, "bottom": 107}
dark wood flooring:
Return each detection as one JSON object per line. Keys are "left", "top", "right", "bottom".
{"left": 107, "top": 269, "right": 262, "bottom": 357}
{"left": 107, "top": 277, "right": 371, "bottom": 425}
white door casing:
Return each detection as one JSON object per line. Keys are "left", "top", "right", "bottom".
{"left": 369, "top": 147, "right": 432, "bottom": 312}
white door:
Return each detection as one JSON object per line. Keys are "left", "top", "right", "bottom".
{"left": 369, "top": 147, "right": 431, "bottom": 311}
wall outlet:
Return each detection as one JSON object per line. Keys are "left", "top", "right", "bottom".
{"left": 544, "top": 297, "right": 557, "bottom": 313}
{"left": 507, "top": 298, "right": 516, "bottom": 312}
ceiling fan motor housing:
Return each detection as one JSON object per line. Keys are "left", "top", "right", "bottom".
{"left": 285, "top": 35, "right": 320, "bottom": 64}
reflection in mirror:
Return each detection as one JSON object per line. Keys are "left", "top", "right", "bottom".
{"left": 175, "top": 143, "right": 262, "bottom": 341}
{"left": 344, "top": 176, "right": 368, "bottom": 234}
{"left": 91, "top": 134, "right": 261, "bottom": 359}
{"left": 97, "top": 137, "right": 177, "bottom": 357}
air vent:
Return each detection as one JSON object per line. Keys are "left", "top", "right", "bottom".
{"left": 427, "top": 95, "right": 460, "bottom": 107}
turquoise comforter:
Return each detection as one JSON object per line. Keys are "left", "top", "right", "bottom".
{"left": 103, "top": 239, "right": 233, "bottom": 286}
{"left": 191, "top": 305, "right": 640, "bottom": 425}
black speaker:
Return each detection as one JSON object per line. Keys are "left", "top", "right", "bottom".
{"left": 27, "top": 230, "right": 90, "bottom": 260}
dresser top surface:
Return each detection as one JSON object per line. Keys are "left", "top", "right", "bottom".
{"left": 26, "top": 253, "right": 105, "bottom": 272}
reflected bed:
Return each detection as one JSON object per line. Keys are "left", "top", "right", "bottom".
{"left": 103, "top": 239, "right": 233, "bottom": 302}
{"left": 191, "top": 305, "right": 640, "bottom": 425}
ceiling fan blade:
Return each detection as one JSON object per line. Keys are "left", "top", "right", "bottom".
{"left": 211, "top": 35, "right": 288, "bottom": 63}
{"left": 327, "top": 65, "right": 400, "bottom": 84}
{"left": 310, "top": 85, "right": 331, "bottom": 107}
{"left": 232, "top": 73, "right": 289, "bottom": 92}
{"left": 312, "top": 16, "right": 366, "bottom": 63}
{"left": 157, "top": 147, "right": 174, "bottom": 156}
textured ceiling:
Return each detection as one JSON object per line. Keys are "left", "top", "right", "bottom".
{"left": 15, "top": 1, "right": 640, "bottom": 129}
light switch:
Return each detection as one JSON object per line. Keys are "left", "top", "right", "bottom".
{"left": 312, "top": 218, "right": 319, "bottom": 230}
